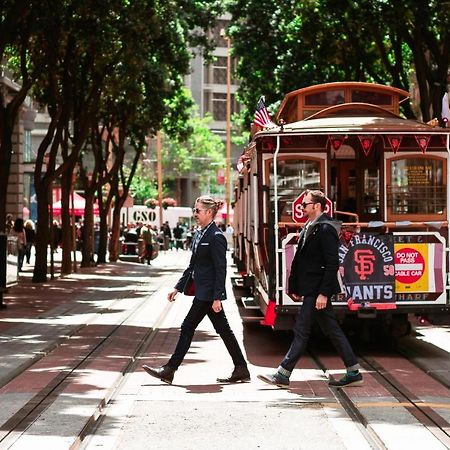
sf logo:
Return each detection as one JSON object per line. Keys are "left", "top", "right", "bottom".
{"left": 354, "top": 249, "right": 375, "bottom": 280}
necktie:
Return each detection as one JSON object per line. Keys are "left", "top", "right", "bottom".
{"left": 302, "top": 221, "right": 311, "bottom": 248}
{"left": 192, "top": 229, "right": 202, "bottom": 253}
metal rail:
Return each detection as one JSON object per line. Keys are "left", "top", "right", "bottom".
{"left": 0, "top": 283, "right": 175, "bottom": 449}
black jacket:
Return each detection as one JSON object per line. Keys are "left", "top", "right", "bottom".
{"left": 288, "top": 214, "right": 341, "bottom": 297}
{"left": 175, "top": 222, "right": 227, "bottom": 301}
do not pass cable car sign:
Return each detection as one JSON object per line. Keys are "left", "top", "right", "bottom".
{"left": 292, "top": 191, "right": 333, "bottom": 223}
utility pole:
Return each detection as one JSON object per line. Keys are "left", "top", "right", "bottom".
{"left": 156, "top": 131, "right": 163, "bottom": 228}
{"left": 225, "top": 35, "right": 231, "bottom": 221}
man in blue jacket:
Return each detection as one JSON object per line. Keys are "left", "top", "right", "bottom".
{"left": 258, "top": 190, "right": 362, "bottom": 389}
{"left": 143, "top": 196, "right": 250, "bottom": 384}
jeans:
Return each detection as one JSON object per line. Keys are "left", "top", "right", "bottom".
{"left": 280, "top": 295, "right": 358, "bottom": 373}
{"left": 17, "top": 247, "right": 26, "bottom": 271}
{"left": 168, "top": 298, "right": 246, "bottom": 369}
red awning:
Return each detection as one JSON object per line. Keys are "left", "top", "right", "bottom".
{"left": 52, "top": 192, "right": 99, "bottom": 216}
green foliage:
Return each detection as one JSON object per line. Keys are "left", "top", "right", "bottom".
{"left": 162, "top": 108, "right": 226, "bottom": 194}
{"left": 127, "top": 164, "right": 158, "bottom": 204}
{"left": 228, "top": 0, "right": 449, "bottom": 123}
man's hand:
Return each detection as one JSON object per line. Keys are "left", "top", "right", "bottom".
{"left": 291, "top": 293, "right": 301, "bottom": 302}
{"left": 316, "top": 294, "right": 328, "bottom": 310}
{"left": 167, "top": 289, "right": 179, "bottom": 302}
{"left": 212, "top": 299, "right": 222, "bottom": 313}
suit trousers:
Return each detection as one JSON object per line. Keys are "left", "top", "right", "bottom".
{"left": 280, "top": 295, "right": 358, "bottom": 373}
{"left": 168, "top": 298, "right": 247, "bottom": 369}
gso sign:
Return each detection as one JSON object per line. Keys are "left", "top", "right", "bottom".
{"left": 292, "top": 191, "right": 333, "bottom": 223}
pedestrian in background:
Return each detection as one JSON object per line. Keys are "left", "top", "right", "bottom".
{"left": 5, "top": 214, "right": 14, "bottom": 234}
{"left": 10, "top": 218, "right": 27, "bottom": 272}
{"left": 173, "top": 222, "right": 184, "bottom": 251}
{"left": 259, "top": 189, "right": 363, "bottom": 388}
{"left": 24, "top": 219, "right": 36, "bottom": 265}
{"left": 143, "top": 195, "right": 250, "bottom": 385}
{"left": 161, "top": 221, "right": 172, "bottom": 251}
{"left": 140, "top": 223, "right": 155, "bottom": 265}
{"left": 52, "top": 220, "right": 62, "bottom": 252}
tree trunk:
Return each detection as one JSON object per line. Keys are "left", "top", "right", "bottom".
{"left": 97, "top": 209, "right": 109, "bottom": 264}
{"left": 0, "top": 82, "right": 30, "bottom": 232}
{"left": 109, "top": 201, "right": 124, "bottom": 262}
{"left": 0, "top": 125, "right": 13, "bottom": 233}
{"left": 81, "top": 191, "right": 95, "bottom": 267}
{"left": 96, "top": 184, "right": 110, "bottom": 264}
{"left": 32, "top": 183, "right": 50, "bottom": 282}
{"left": 60, "top": 168, "right": 74, "bottom": 274}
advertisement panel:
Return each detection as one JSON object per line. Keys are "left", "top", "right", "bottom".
{"left": 394, "top": 243, "right": 444, "bottom": 293}
{"left": 339, "top": 233, "right": 395, "bottom": 303}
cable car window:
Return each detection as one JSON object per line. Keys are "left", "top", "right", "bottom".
{"left": 351, "top": 90, "right": 391, "bottom": 105}
{"left": 388, "top": 157, "right": 446, "bottom": 215}
{"left": 305, "top": 90, "right": 345, "bottom": 106}
{"left": 268, "top": 158, "right": 322, "bottom": 222}
{"left": 363, "top": 168, "right": 380, "bottom": 215}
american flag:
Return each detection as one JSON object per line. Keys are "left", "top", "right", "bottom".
{"left": 254, "top": 96, "right": 275, "bottom": 128}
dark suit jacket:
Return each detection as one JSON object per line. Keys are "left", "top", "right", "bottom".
{"left": 288, "top": 214, "right": 341, "bottom": 297}
{"left": 175, "top": 222, "right": 227, "bottom": 301}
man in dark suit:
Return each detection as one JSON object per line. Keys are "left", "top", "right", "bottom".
{"left": 143, "top": 196, "right": 250, "bottom": 384}
{"left": 258, "top": 189, "right": 362, "bottom": 388}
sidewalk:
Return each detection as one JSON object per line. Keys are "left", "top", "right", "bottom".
{"left": 0, "top": 249, "right": 188, "bottom": 383}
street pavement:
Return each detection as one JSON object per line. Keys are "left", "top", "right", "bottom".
{"left": 0, "top": 249, "right": 370, "bottom": 450}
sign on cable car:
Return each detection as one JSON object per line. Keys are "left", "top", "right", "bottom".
{"left": 292, "top": 191, "right": 333, "bottom": 223}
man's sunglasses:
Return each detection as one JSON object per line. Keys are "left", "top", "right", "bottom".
{"left": 301, "top": 201, "right": 314, "bottom": 208}
{"left": 192, "top": 208, "right": 207, "bottom": 214}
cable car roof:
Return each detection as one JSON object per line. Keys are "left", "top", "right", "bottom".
{"left": 256, "top": 114, "right": 448, "bottom": 137}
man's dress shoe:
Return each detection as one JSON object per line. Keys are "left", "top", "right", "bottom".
{"left": 142, "top": 365, "right": 175, "bottom": 384}
{"left": 217, "top": 365, "right": 251, "bottom": 383}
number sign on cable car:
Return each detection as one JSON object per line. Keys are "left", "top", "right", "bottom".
{"left": 292, "top": 191, "right": 333, "bottom": 223}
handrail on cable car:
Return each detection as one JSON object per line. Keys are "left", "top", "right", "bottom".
{"left": 334, "top": 210, "right": 359, "bottom": 222}
{"left": 278, "top": 220, "right": 449, "bottom": 230}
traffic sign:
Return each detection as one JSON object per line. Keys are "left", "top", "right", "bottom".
{"left": 292, "top": 191, "right": 333, "bottom": 223}
{"left": 395, "top": 246, "right": 426, "bottom": 285}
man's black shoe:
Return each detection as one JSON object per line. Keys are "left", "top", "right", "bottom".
{"left": 328, "top": 371, "right": 363, "bottom": 388}
{"left": 142, "top": 364, "right": 175, "bottom": 384}
{"left": 217, "top": 365, "right": 251, "bottom": 383}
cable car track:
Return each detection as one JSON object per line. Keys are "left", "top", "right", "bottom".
{"left": 0, "top": 282, "right": 175, "bottom": 450}
{"left": 311, "top": 349, "right": 450, "bottom": 449}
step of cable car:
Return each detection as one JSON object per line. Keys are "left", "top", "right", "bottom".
{"left": 240, "top": 296, "right": 260, "bottom": 310}
{"left": 231, "top": 277, "right": 245, "bottom": 288}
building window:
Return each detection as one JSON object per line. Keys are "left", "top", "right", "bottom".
{"left": 23, "top": 130, "right": 32, "bottom": 162}
{"left": 204, "top": 91, "right": 240, "bottom": 120}
{"left": 204, "top": 57, "right": 238, "bottom": 85}
{"left": 213, "top": 93, "right": 227, "bottom": 120}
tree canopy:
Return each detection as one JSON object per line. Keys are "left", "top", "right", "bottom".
{"left": 228, "top": 0, "right": 449, "bottom": 123}
{"left": 0, "top": 0, "right": 223, "bottom": 279}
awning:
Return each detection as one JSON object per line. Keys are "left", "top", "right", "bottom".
{"left": 52, "top": 192, "right": 99, "bottom": 216}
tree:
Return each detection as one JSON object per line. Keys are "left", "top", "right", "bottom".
{"left": 0, "top": 1, "right": 33, "bottom": 232}
{"left": 28, "top": 1, "right": 121, "bottom": 280}
{"left": 228, "top": 0, "right": 449, "bottom": 123}
{"left": 2, "top": 0, "right": 223, "bottom": 275}
{"left": 162, "top": 108, "right": 226, "bottom": 198}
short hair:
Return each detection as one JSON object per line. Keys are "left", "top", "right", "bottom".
{"left": 195, "top": 195, "right": 224, "bottom": 218}
{"left": 305, "top": 189, "right": 326, "bottom": 211}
